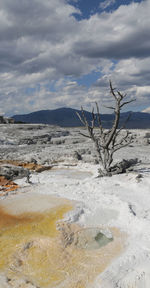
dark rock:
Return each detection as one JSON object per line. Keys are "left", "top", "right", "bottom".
{"left": 98, "top": 158, "right": 139, "bottom": 177}
{"left": 136, "top": 173, "right": 143, "bottom": 182}
{"left": 18, "top": 134, "right": 51, "bottom": 145}
{"left": 111, "top": 158, "right": 139, "bottom": 174}
{"left": 0, "top": 164, "right": 30, "bottom": 180}
{"left": 136, "top": 173, "right": 143, "bottom": 179}
{"left": 74, "top": 151, "right": 82, "bottom": 161}
{"left": 144, "top": 132, "right": 150, "bottom": 138}
{"left": 51, "top": 138, "right": 65, "bottom": 145}
{"left": 0, "top": 115, "right": 14, "bottom": 124}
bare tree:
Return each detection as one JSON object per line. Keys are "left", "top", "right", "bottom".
{"left": 76, "top": 81, "right": 136, "bottom": 176}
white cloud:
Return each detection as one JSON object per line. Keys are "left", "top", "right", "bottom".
{"left": 74, "top": 1, "right": 150, "bottom": 59}
{"left": 0, "top": 0, "right": 150, "bottom": 115}
{"left": 99, "top": 0, "right": 116, "bottom": 10}
{"left": 142, "top": 107, "right": 150, "bottom": 113}
{"left": 94, "top": 57, "right": 150, "bottom": 111}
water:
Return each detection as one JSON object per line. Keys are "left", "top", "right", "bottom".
{"left": 74, "top": 228, "right": 113, "bottom": 250}
{"left": 49, "top": 168, "right": 93, "bottom": 180}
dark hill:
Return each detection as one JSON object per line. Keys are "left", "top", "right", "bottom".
{"left": 12, "top": 107, "right": 150, "bottom": 129}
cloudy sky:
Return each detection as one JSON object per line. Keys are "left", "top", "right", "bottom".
{"left": 0, "top": 0, "right": 150, "bottom": 116}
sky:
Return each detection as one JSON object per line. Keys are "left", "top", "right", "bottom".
{"left": 0, "top": 0, "right": 150, "bottom": 116}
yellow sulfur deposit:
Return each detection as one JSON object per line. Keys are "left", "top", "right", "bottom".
{"left": 0, "top": 204, "right": 71, "bottom": 269}
{"left": 0, "top": 195, "right": 125, "bottom": 288}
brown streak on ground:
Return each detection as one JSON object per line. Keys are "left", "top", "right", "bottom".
{"left": 0, "top": 205, "right": 43, "bottom": 229}
{"left": 0, "top": 160, "right": 52, "bottom": 172}
{"left": 0, "top": 176, "right": 19, "bottom": 195}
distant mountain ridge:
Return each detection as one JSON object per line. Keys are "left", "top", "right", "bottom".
{"left": 12, "top": 107, "right": 150, "bottom": 129}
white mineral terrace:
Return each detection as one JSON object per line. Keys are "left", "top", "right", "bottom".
{"left": 0, "top": 124, "right": 150, "bottom": 287}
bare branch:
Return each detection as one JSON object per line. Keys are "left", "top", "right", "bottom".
{"left": 76, "top": 112, "right": 85, "bottom": 126}
{"left": 76, "top": 81, "right": 136, "bottom": 176}
{"left": 81, "top": 106, "right": 89, "bottom": 127}
{"left": 117, "top": 112, "right": 132, "bottom": 134}
{"left": 112, "top": 130, "right": 132, "bottom": 152}
{"left": 120, "top": 99, "right": 136, "bottom": 108}
{"left": 105, "top": 106, "right": 120, "bottom": 147}
{"left": 110, "top": 113, "right": 132, "bottom": 146}
{"left": 79, "top": 132, "right": 91, "bottom": 139}
{"left": 117, "top": 91, "right": 124, "bottom": 100}
{"left": 109, "top": 80, "right": 117, "bottom": 100}
{"left": 103, "top": 105, "right": 115, "bottom": 110}
{"left": 91, "top": 107, "right": 96, "bottom": 129}
{"left": 113, "top": 138, "right": 132, "bottom": 153}
{"left": 95, "top": 102, "right": 103, "bottom": 135}
{"left": 114, "top": 133, "right": 129, "bottom": 148}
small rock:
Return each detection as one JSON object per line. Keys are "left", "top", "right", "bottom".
{"left": 74, "top": 151, "right": 82, "bottom": 161}
{"left": 136, "top": 173, "right": 143, "bottom": 182}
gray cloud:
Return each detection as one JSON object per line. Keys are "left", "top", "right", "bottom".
{"left": 0, "top": 0, "right": 80, "bottom": 74}
{"left": 74, "top": 1, "right": 150, "bottom": 60}
{"left": 0, "top": 0, "right": 150, "bottom": 115}
{"left": 94, "top": 57, "right": 150, "bottom": 111}
{"left": 74, "top": 28, "right": 150, "bottom": 59}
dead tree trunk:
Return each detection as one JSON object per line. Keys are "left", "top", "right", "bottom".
{"left": 76, "top": 81, "right": 135, "bottom": 176}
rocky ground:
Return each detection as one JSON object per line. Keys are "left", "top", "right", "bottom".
{"left": 0, "top": 124, "right": 150, "bottom": 288}
{"left": 0, "top": 123, "right": 150, "bottom": 168}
